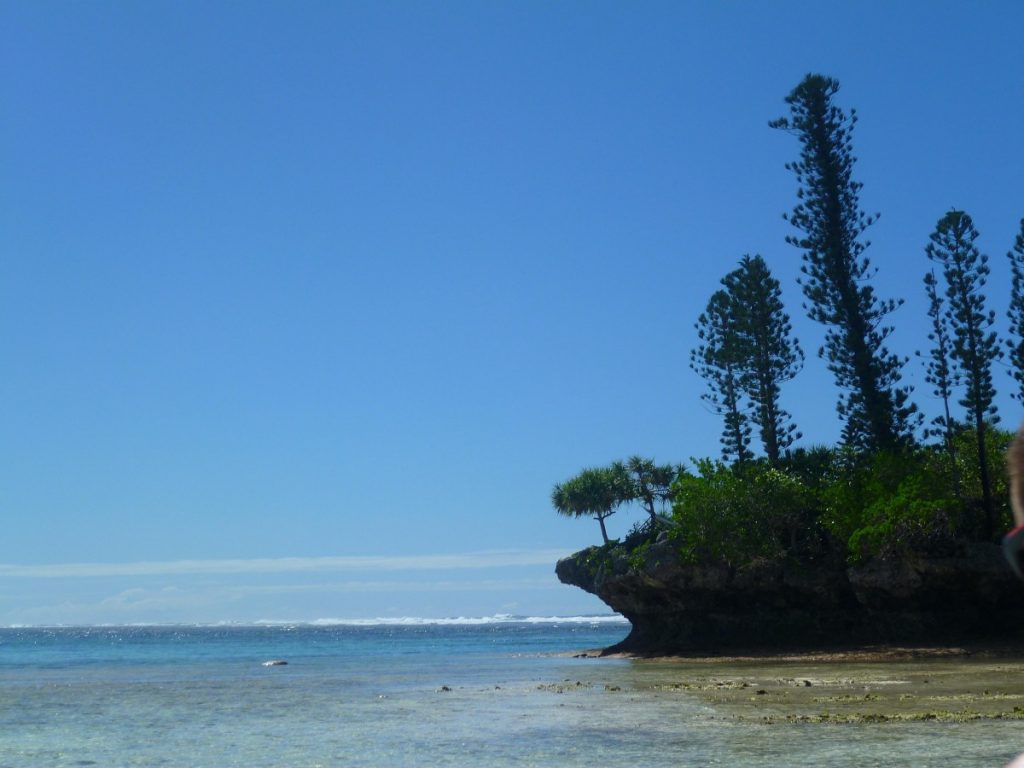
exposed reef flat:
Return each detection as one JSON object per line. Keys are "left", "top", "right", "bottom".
{"left": 598, "top": 653, "right": 1024, "bottom": 724}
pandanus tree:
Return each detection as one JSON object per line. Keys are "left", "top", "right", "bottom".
{"left": 615, "top": 456, "right": 679, "bottom": 524}
{"left": 551, "top": 465, "right": 629, "bottom": 545}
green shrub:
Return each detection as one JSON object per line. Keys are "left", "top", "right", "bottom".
{"left": 818, "top": 448, "right": 960, "bottom": 561}
{"left": 847, "top": 474, "right": 957, "bottom": 560}
{"left": 947, "top": 425, "right": 1013, "bottom": 538}
{"left": 569, "top": 542, "right": 618, "bottom": 577}
{"left": 670, "top": 459, "right": 817, "bottom": 566}
{"left": 589, "top": 426, "right": 1015, "bottom": 570}
{"left": 626, "top": 540, "right": 651, "bottom": 571}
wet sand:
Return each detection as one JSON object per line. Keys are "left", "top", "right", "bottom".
{"left": 572, "top": 645, "right": 1024, "bottom": 723}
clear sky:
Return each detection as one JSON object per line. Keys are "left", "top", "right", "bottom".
{"left": 1, "top": 1, "right": 1021, "bottom": 625}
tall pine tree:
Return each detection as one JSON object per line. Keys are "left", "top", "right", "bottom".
{"left": 921, "top": 269, "right": 960, "bottom": 495}
{"left": 771, "top": 74, "right": 917, "bottom": 451}
{"left": 1006, "top": 218, "right": 1024, "bottom": 402}
{"left": 926, "top": 210, "right": 1001, "bottom": 536}
{"left": 722, "top": 255, "right": 803, "bottom": 463}
{"left": 691, "top": 289, "right": 753, "bottom": 464}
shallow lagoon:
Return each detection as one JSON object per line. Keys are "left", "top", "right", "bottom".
{"left": 1, "top": 622, "right": 1022, "bottom": 767}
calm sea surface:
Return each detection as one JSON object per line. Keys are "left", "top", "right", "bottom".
{"left": 0, "top": 618, "right": 1020, "bottom": 767}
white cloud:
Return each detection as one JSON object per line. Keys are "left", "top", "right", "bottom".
{"left": 222, "top": 577, "right": 561, "bottom": 596}
{"left": 0, "top": 549, "right": 572, "bottom": 579}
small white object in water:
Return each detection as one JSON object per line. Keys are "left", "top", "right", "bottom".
{"left": 262, "top": 660, "right": 288, "bottom": 666}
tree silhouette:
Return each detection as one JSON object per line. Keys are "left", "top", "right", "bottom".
{"left": 723, "top": 255, "right": 803, "bottom": 462}
{"left": 615, "top": 456, "right": 679, "bottom": 524}
{"left": 771, "top": 73, "right": 917, "bottom": 451}
{"left": 920, "top": 268, "right": 960, "bottom": 496}
{"left": 691, "top": 289, "right": 753, "bottom": 464}
{"left": 1006, "top": 219, "right": 1024, "bottom": 402}
{"left": 551, "top": 465, "right": 629, "bottom": 544}
{"left": 926, "top": 210, "right": 1001, "bottom": 536}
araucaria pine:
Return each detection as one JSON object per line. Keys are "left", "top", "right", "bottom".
{"left": 771, "top": 74, "right": 918, "bottom": 451}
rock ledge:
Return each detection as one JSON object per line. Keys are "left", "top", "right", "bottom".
{"left": 556, "top": 540, "right": 1024, "bottom": 654}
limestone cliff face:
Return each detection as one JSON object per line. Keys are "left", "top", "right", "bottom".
{"left": 556, "top": 537, "right": 1024, "bottom": 654}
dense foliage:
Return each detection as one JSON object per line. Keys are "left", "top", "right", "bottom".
{"left": 671, "top": 459, "right": 817, "bottom": 565}
{"left": 671, "top": 428, "right": 1013, "bottom": 566}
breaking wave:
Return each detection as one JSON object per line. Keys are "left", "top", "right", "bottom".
{"left": 253, "top": 614, "right": 629, "bottom": 627}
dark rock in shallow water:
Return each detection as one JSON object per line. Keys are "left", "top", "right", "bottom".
{"left": 556, "top": 540, "right": 1024, "bottom": 655}
{"left": 261, "top": 659, "right": 288, "bottom": 666}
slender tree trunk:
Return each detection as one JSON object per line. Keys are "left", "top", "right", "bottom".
{"left": 754, "top": 342, "right": 781, "bottom": 463}
{"left": 813, "top": 117, "right": 897, "bottom": 451}
{"left": 957, "top": 272, "right": 994, "bottom": 538}
{"left": 644, "top": 497, "right": 657, "bottom": 524}
{"left": 762, "top": 393, "right": 780, "bottom": 464}
{"left": 725, "top": 373, "right": 749, "bottom": 464}
{"left": 597, "top": 515, "right": 610, "bottom": 545}
{"left": 975, "top": 415, "right": 993, "bottom": 539}
{"left": 941, "top": 395, "right": 961, "bottom": 499}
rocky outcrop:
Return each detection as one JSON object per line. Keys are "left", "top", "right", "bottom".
{"left": 556, "top": 538, "right": 1024, "bottom": 654}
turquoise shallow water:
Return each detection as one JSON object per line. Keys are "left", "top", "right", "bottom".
{"left": 0, "top": 620, "right": 1021, "bottom": 767}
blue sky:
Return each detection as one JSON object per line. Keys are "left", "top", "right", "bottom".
{"left": 1, "top": 1, "right": 1022, "bottom": 624}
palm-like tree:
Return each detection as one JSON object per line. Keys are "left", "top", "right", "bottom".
{"left": 551, "top": 466, "right": 629, "bottom": 544}
{"left": 617, "top": 456, "right": 678, "bottom": 525}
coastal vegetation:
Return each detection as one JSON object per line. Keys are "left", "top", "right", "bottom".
{"left": 552, "top": 457, "right": 678, "bottom": 544}
{"left": 553, "top": 73, "right": 1023, "bottom": 575}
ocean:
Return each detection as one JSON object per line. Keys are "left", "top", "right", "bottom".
{"left": 1, "top": 617, "right": 1021, "bottom": 767}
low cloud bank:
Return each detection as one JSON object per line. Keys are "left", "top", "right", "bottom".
{"left": 0, "top": 549, "right": 571, "bottom": 579}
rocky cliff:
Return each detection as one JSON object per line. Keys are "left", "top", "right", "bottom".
{"left": 556, "top": 535, "right": 1024, "bottom": 654}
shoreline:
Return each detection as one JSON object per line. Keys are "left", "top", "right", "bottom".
{"left": 567, "top": 641, "right": 1024, "bottom": 663}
